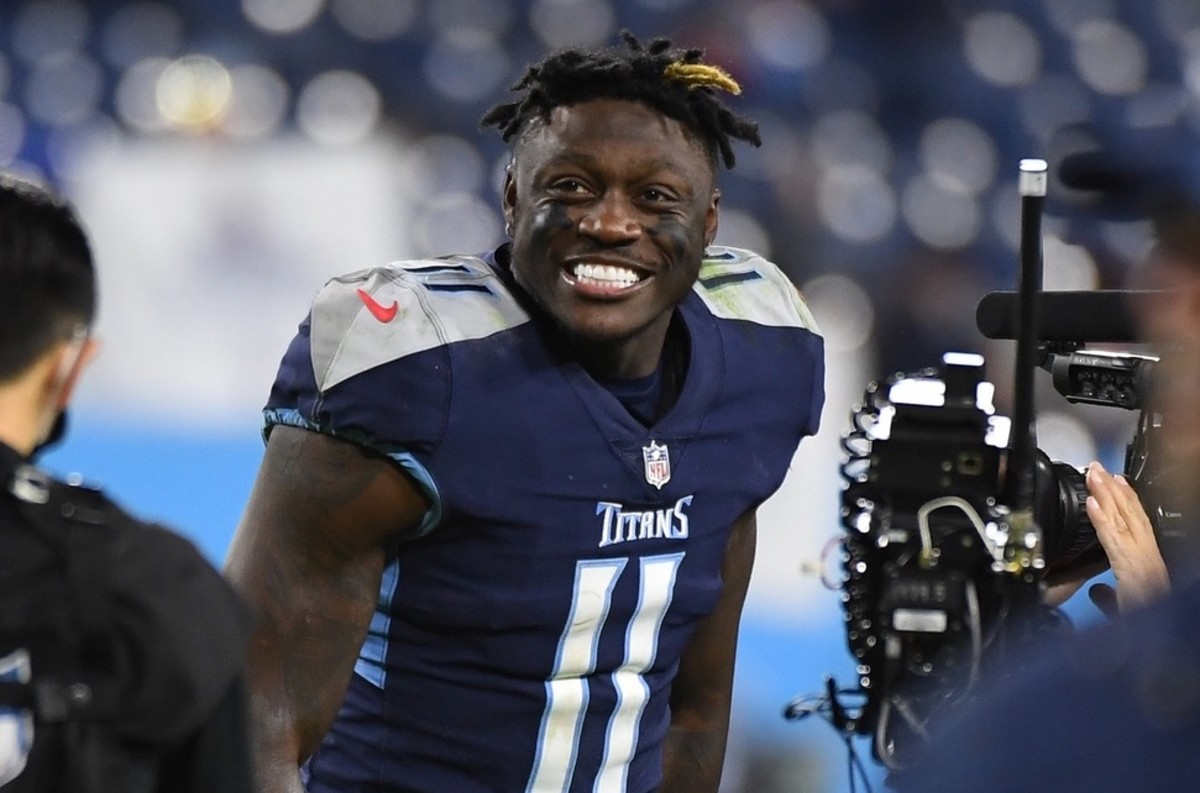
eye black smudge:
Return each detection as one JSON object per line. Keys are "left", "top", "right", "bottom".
{"left": 534, "top": 203, "right": 574, "bottom": 236}
{"left": 645, "top": 218, "right": 695, "bottom": 263}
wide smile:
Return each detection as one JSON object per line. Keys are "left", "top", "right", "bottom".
{"left": 561, "top": 260, "right": 652, "bottom": 297}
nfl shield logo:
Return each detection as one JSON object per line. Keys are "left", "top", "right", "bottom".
{"left": 643, "top": 440, "right": 671, "bottom": 489}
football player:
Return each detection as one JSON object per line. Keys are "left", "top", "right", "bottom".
{"left": 226, "top": 33, "right": 825, "bottom": 793}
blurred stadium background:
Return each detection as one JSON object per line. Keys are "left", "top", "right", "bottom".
{"left": 2, "top": 0, "right": 1193, "bottom": 789}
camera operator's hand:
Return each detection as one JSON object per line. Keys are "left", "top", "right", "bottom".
{"left": 1041, "top": 546, "right": 1110, "bottom": 609}
{"left": 1085, "top": 461, "right": 1170, "bottom": 616}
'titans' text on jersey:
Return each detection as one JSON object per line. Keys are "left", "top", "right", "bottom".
{"left": 597, "top": 496, "right": 692, "bottom": 548}
{"left": 263, "top": 245, "right": 824, "bottom": 793}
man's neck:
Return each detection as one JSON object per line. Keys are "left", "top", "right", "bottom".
{"left": 0, "top": 363, "right": 56, "bottom": 457}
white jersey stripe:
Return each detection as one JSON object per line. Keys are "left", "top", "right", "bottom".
{"left": 594, "top": 553, "right": 684, "bottom": 793}
{"left": 527, "top": 559, "right": 626, "bottom": 793}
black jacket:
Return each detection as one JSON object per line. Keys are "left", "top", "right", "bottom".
{"left": 0, "top": 441, "right": 256, "bottom": 793}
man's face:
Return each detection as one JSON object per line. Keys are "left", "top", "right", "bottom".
{"left": 503, "top": 98, "right": 719, "bottom": 376}
{"left": 1135, "top": 251, "right": 1200, "bottom": 464}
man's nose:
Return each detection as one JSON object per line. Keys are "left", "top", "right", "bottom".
{"left": 578, "top": 193, "right": 642, "bottom": 243}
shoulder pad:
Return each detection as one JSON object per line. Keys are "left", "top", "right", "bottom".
{"left": 310, "top": 255, "right": 531, "bottom": 391}
{"left": 694, "top": 246, "right": 821, "bottom": 333}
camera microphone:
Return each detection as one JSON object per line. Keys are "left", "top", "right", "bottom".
{"left": 1058, "top": 150, "right": 1145, "bottom": 195}
{"left": 975, "top": 290, "right": 1164, "bottom": 343}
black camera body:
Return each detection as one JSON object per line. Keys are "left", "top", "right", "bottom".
{"left": 803, "top": 160, "right": 1189, "bottom": 784}
{"left": 837, "top": 347, "right": 1168, "bottom": 767}
{"left": 841, "top": 354, "right": 1035, "bottom": 765}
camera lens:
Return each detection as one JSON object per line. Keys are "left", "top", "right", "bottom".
{"left": 1032, "top": 451, "right": 1096, "bottom": 564}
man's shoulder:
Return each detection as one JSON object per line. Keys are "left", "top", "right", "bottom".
{"left": 2, "top": 461, "right": 249, "bottom": 732}
{"left": 693, "top": 246, "right": 820, "bottom": 333}
{"left": 7, "top": 463, "right": 142, "bottom": 539}
{"left": 7, "top": 463, "right": 229, "bottom": 602}
{"left": 306, "top": 253, "right": 532, "bottom": 393}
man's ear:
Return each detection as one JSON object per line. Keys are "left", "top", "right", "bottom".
{"left": 1183, "top": 272, "right": 1200, "bottom": 329}
{"left": 47, "top": 337, "right": 99, "bottom": 410}
{"left": 502, "top": 163, "right": 517, "bottom": 234}
{"left": 704, "top": 189, "right": 721, "bottom": 246}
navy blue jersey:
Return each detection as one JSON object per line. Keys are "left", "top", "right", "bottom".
{"left": 265, "top": 245, "right": 824, "bottom": 793}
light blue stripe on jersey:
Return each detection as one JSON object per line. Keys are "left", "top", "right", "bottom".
{"left": 355, "top": 560, "right": 400, "bottom": 689}
{"left": 261, "top": 407, "right": 443, "bottom": 535}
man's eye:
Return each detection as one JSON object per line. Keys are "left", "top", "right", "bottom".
{"left": 642, "top": 188, "right": 676, "bottom": 203}
{"left": 551, "top": 179, "right": 587, "bottom": 194}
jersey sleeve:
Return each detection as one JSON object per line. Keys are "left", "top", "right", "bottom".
{"left": 263, "top": 255, "right": 532, "bottom": 533}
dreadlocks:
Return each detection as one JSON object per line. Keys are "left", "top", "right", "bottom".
{"left": 480, "top": 32, "right": 761, "bottom": 170}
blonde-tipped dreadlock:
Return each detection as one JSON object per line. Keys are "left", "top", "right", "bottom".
{"left": 480, "top": 31, "right": 759, "bottom": 170}
{"left": 663, "top": 61, "right": 742, "bottom": 96}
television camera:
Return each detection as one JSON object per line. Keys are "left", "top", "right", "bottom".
{"left": 788, "top": 160, "right": 1185, "bottom": 785}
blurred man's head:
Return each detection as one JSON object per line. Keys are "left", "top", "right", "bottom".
{"left": 1057, "top": 124, "right": 1200, "bottom": 341}
{"left": 1060, "top": 125, "right": 1200, "bottom": 576}
{"left": 0, "top": 174, "right": 95, "bottom": 381}
{"left": 0, "top": 173, "right": 99, "bottom": 456}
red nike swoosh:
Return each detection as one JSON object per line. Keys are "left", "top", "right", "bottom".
{"left": 357, "top": 288, "right": 399, "bottom": 323}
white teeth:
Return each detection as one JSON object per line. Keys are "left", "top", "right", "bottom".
{"left": 572, "top": 263, "right": 642, "bottom": 287}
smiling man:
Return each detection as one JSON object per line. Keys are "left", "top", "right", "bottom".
{"left": 226, "top": 33, "right": 825, "bottom": 793}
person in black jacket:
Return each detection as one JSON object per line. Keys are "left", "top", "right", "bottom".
{"left": 0, "top": 171, "right": 257, "bottom": 792}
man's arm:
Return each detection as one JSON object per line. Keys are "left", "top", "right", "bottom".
{"left": 660, "top": 508, "right": 757, "bottom": 793}
{"left": 223, "top": 425, "right": 430, "bottom": 793}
